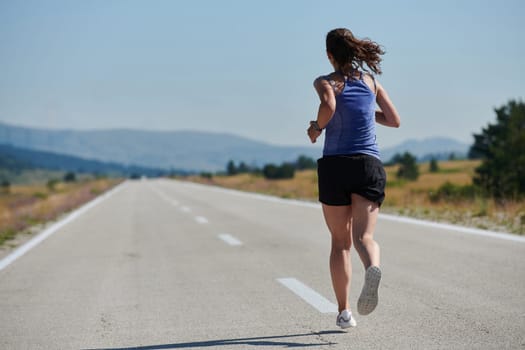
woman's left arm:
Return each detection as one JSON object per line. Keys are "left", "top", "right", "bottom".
{"left": 375, "top": 81, "right": 401, "bottom": 128}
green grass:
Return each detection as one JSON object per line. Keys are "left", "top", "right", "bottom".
{"left": 0, "top": 228, "right": 17, "bottom": 246}
{"left": 436, "top": 168, "right": 464, "bottom": 174}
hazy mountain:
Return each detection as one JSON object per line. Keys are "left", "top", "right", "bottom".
{"left": 0, "top": 144, "right": 169, "bottom": 177}
{"left": 381, "top": 137, "right": 470, "bottom": 162}
{"left": 0, "top": 122, "right": 470, "bottom": 171}
{"left": 0, "top": 122, "right": 323, "bottom": 171}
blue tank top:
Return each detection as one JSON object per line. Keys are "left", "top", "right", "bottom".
{"left": 322, "top": 72, "right": 380, "bottom": 159}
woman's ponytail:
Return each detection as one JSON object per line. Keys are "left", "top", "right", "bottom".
{"left": 326, "top": 28, "right": 385, "bottom": 75}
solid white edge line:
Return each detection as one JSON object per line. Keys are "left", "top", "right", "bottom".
{"left": 218, "top": 234, "right": 243, "bottom": 246}
{"left": 170, "top": 179, "right": 525, "bottom": 243}
{"left": 0, "top": 181, "right": 128, "bottom": 272}
{"left": 378, "top": 213, "right": 525, "bottom": 243}
{"left": 277, "top": 277, "right": 337, "bottom": 313}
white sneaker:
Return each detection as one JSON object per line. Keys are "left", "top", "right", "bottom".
{"left": 336, "top": 309, "right": 357, "bottom": 329}
{"left": 357, "top": 266, "right": 381, "bottom": 315}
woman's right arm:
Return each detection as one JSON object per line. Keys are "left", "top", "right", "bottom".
{"left": 307, "top": 77, "right": 336, "bottom": 143}
{"left": 313, "top": 77, "right": 337, "bottom": 128}
{"left": 375, "top": 81, "right": 401, "bottom": 128}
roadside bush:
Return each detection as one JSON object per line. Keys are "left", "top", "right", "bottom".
{"left": 263, "top": 163, "right": 295, "bottom": 180}
{"left": 64, "top": 172, "right": 76, "bottom": 182}
{"left": 295, "top": 155, "right": 317, "bottom": 170}
{"left": 47, "top": 178, "right": 60, "bottom": 191}
{"left": 428, "top": 181, "right": 479, "bottom": 203}
{"left": 226, "top": 160, "right": 258, "bottom": 175}
{"left": 33, "top": 192, "right": 48, "bottom": 199}
{"left": 1, "top": 179, "right": 10, "bottom": 194}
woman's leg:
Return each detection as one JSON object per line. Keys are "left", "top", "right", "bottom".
{"left": 351, "top": 194, "right": 382, "bottom": 315}
{"left": 351, "top": 194, "right": 380, "bottom": 268}
{"left": 322, "top": 204, "right": 353, "bottom": 313}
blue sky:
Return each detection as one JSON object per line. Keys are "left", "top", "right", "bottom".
{"left": 0, "top": 0, "right": 523, "bottom": 148}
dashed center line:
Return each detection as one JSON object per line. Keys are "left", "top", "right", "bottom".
{"left": 151, "top": 187, "right": 211, "bottom": 226}
{"left": 277, "top": 278, "right": 337, "bottom": 313}
{"left": 195, "top": 216, "right": 208, "bottom": 224}
{"left": 149, "top": 186, "right": 179, "bottom": 206}
{"left": 218, "top": 234, "right": 242, "bottom": 246}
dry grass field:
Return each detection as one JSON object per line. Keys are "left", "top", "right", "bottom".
{"left": 0, "top": 178, "right": 121, "bottom": 246}
{"left": 186, "top": 160, "right": 525, "bottom": 234}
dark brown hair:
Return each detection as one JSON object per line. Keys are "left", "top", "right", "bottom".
{"left": 326, "top": 28, "right": 385, "bottom": 75}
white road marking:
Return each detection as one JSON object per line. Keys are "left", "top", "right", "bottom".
{"left": 180, "top": 206, "right": 191, "bottom": 213}
{"left": 195, "top": 216, "right": 208, "bottom": 224}
{"left": 277, "top": 277, "right": 337, "bottom": 313}
{"left": 177, "top": 181, "right": 525, "bottom": 243}
{"left": 149, "top": 186, "right": 179, "bottom": 206}
{"left": 218, "top": 234, "right": 242, "bottom": 246}
{"left": 378, "top": 213, "right": 525, "bottom": 243}
{"left": 0, "top": 182, "right": 128, "bottom": 272}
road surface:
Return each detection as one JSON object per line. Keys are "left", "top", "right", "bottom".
{"left": 0, "top": 179, "right": 524, "bottom": 349}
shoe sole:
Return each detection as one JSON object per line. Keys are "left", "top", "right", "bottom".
{"left": 337, "top": 322, "right": 356, "bottom": 329}
{"left": 357, "top": 266, "right": 381, "bottom": 315}
{"left": 337, "top": 320, "right": 357, "bottom": 329}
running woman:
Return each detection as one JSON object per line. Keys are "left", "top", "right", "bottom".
{"left": 307, "top": 28, "right": 401, "bottom": 329}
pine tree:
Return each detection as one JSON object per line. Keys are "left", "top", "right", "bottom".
{"left": 396, "top": 152, "right": 419, "bottom": 181}
{"left": 469, "top": 100, "right": 525, "bottom": 198}
{"left": 429, "top": 158, "right": 439, "bottom": 173}
{"left": 226, "top": 160, "right": 237, "bottom": 176}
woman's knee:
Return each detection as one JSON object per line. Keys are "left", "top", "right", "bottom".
{"left": 331, "top": 234, "right": 352, "bottom": 250}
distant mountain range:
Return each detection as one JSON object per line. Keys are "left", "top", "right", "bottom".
{"left": 0, "top": 144, "right": 169, "bottom": 177}
{"left": 0, "top": 122, "right": 470, "bottom": 172}
{"left": 380, "top": 137, "right": 469, "bottom": 162}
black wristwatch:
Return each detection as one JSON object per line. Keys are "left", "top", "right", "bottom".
{"left": 310, "top": 120, "right": 322, "bottom": 132}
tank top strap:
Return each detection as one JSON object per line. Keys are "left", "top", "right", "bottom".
{"left": 363, "top": 72, "right": 377, "bottom": 93}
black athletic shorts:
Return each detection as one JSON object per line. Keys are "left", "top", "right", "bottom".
{"left": 317, "top": 154, "right": 386, "bottom": 206}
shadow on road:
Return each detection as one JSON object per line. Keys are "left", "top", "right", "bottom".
{"left": 83, "top": 330, "right": 345, "bottom": 349}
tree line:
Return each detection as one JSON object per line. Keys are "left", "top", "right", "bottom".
{"left": 224, "top": 155, "right": 317, "bottom": 180}
{"left": 217, "top": 100, "right": 524, "bottom": 199}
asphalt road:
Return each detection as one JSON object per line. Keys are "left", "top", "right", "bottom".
{"left": 0, "top": 179, "right": 524, "bottom": 349}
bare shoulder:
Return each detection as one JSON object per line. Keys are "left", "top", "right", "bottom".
{"left": 363, "top": 72, "right": 378, "bottom": 94}
{"left": 313, "top": 75, "right": 329, "bottom": 86}
{"left": 315, "top": 73, "right": 344, "bottom": 95}
{"left": 313, "top": 75, "right": 334, "bottom": 91}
